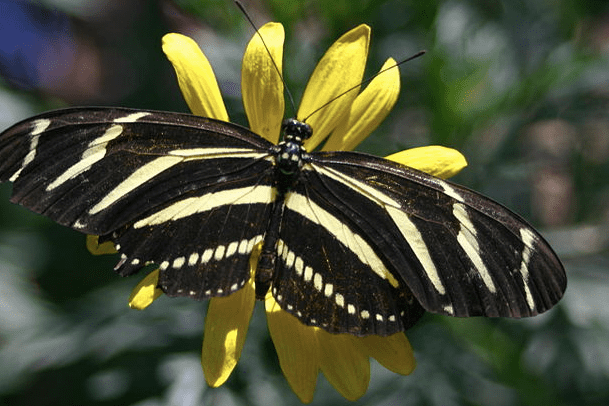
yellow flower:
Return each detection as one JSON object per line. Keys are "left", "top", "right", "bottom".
{"left": 127, "top": 23, "right": 467, "bottom": 402}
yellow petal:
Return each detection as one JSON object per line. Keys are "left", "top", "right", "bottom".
{"left": 318, "top": 330, "right": 370, "bottom": 401}
{"left": 86, "top": 234, "right": 117, "bottom": 255}
{"left": 266, "top": 295, "right": 319, "bottom": 403}
{"left": 299, "top": 25, "right": 370, "bottom": 150}
{"left": 361, "top": 333, "right": 416, "bottom": 375}
{"left": 201, "top": 241, "right": 261, "bottom": 388}
{"left": 128, "top": 269, "right": 163, "bottom": 310}
{"left": 386, "top": 146, "right": 468, "bottom": 179}
{"left": 323, "top": 58, "right": 400, "bottom": 152}
{"left": 242, "top": 22, "right": 285, "bottom": 143}
{"left": 162, "top": 33, "right": 228, "bottom": 121}
{"left": 201, "top": 275, "right": 256, "bottom": 387}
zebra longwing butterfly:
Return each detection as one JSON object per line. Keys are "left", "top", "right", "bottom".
{"left": 0, "top": 107, "right": 566, "bottom": 336}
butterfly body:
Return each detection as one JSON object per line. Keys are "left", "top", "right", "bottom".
{"left": 0, "top": 107, "right": 566, "bottom": 336}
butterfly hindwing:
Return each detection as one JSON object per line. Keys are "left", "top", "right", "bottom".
{"left": 109, "top": 170, "right": 276, "bottom": 299}
{"left": 297, "top": 151, "right": 566, "bottom": 320}
{"left": 271, "top": 180, "right": 425, "bottom": 335}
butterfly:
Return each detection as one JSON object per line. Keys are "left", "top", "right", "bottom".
{"left": 0, "top": 106, "right": 566, "bottom": 336}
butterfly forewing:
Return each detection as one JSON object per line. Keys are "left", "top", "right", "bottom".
{"left": 0, "top": 108, "right": 274, "bottom": 229}
{"left": 307, "top": 151, "right": 566, "bottom": 319}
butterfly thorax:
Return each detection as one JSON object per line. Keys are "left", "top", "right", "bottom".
{"left": 272, "top": 118, "right": 312, "bottom": 194}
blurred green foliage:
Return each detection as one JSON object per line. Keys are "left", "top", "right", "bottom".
{"left": 1, "top": 0, "right": 609, "bottom": 405}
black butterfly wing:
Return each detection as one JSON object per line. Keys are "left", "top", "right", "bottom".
{"left": 0, "top": 107, "right": 277, "bottom": 299}
{"left": 270, "top": 150, "right": 565, "bottom": 335}
{"left": 0, "top": 107, "right": 566, "bottom": 333}
{"left": 272, "top": 180, "right": 425, "bottom": 336}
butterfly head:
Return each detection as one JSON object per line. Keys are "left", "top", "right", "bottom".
{"left": 281, "top": 118, "right": 312, "bottom": 144}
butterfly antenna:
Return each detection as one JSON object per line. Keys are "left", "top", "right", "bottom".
{"left": 302, "top": 50, "right": 426, "bottom": 122}
{"left": 235, "top": 1, "right": 297, "bottom": 117}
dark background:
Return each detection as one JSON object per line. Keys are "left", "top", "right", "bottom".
{"left": 0, "top": 0, "right": 608, "bottom": 405}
